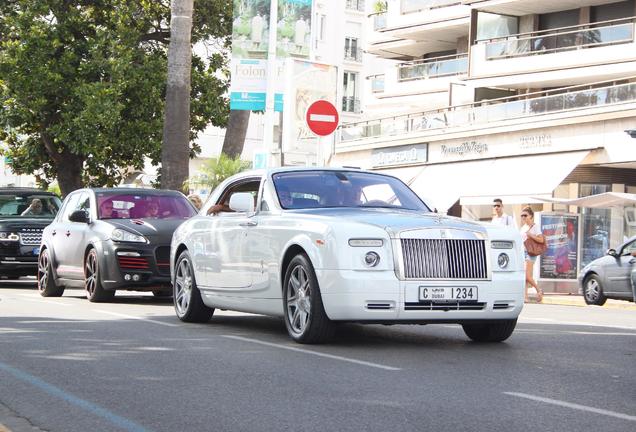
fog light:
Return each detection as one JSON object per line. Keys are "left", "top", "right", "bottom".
{"left": 124, "top": 274, "right": 131, "bottom": 281}
{"left": 364, "top": 251, "right": 380, "bottom": 267}
{"left": 497, "top": 253, "right": 509, "bottom": 269}
{"left": 132, "top": 274, "right": 140, "bottom": 281}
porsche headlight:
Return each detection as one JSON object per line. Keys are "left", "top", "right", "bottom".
{"left": 111, "top": 228, "right": 147, "bottom": 243}
{"left": 0, "top": 232, "right": 20, "bottom": 241}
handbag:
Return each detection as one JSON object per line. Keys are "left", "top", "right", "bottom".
{"left": 524, "top": 226, "right": 547, "bottom": 257}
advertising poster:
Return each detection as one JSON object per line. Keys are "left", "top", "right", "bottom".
{"left": 277, "top": 0, "right": 312, "bottom": 58}
{"left": 232, "top": 0, "right": 271, "bottom": 59}
{"left": 539, "top": 213, "right": 579, "bottom": 280}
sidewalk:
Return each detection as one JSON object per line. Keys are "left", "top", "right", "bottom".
{"left": 537, "top": 294, "right": 636, "bottom": 310}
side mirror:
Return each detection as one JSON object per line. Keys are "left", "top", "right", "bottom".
{"left": 606, "top": 248, "right": 617, "bottom": 257}
{"left": 69, "top": 209, "right": 89, "bottom": 223}
{"left": 229, "top": 193, "right": 255, "bottom": 213}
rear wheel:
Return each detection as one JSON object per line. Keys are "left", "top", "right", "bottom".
{"left": 85, "top": 249, "right": 115, "bottom": 302}
{"left": 38, "top": 248, "right": 64, "bottom": 297}
{"left": 283, "top": 254, "right": 335, "bottom": 344}
{"left": 174, "top": 250, "right": 213, "bottom": 322}
{"left": 583, "top": 274, "right": 607, "bottom": 306}
{"left": 462, "top": 319, "right": 517, "bottom": 342}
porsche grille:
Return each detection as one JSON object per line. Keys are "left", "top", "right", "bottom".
{"left": 400, "top": 238, "right": 487, "bottom": 279}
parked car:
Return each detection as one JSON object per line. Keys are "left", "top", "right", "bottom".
{"left": 0, "top": 188, "right": 62, "bottom": 279}
{"left": 171, "top": 168, "right": 525, "bottom": 344}
{"left": 579, "top": 235, "right": 636, "bottom": 305}
{"left": 38, "top": 188, "right": 196, "bottom": 301}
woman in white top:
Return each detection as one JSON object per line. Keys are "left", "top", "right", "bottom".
{"left": 520, "top": 206, "right": 545, "bottom": 302}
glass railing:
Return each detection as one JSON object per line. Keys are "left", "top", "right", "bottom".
{"left": 342, "top": 97, "right": 361, "bottom": 114}
{"left": 483, "top": 18, "right": 635, "bottom": 60}
{"left": 346, "top": 0, "right": 365, "bottom": 12}
{"left": 372, "top": 13, "right": 387, "bottom": 31}
{"left": 340, "top": 81, "right": 636, "bottom": 142}
{"left": 398, "top": 54, "right": 468, "bottom": 81}
{"left": 371, "top": 75, "right": 385, "bottom": 93}
{"left": 401, "top": 0, "right": 461, "bottom": 14}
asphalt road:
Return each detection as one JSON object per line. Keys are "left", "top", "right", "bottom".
{"left": 0, "top": 280, "right": 634, "bottom": 432}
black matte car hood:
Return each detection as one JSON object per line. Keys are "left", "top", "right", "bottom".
{"left": 0, "top": 217, "right": 54, "bottom": 230}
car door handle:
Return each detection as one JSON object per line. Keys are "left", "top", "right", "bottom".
{"left": 65, "top": 231, "right": 71, "bottom": 237}
{"left": 51, "top": 230, "right": 56, "bottom": 236}
{"left": 239, "top": 221, "right": 258, "bottom": 227}
{"left": 630, "top": 258, "right": 636, "bottom": 264}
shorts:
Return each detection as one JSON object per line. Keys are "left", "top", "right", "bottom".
{"left": 524, "top": 251, "right": 537, "bottom": 263}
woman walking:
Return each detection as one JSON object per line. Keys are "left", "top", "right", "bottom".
{"left": 520, "top": 207, "right": 545, "bottom": 302}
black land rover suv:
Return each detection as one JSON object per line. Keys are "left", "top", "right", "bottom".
{"left": 0, "top": 188, "right": 62, "bottom": 278}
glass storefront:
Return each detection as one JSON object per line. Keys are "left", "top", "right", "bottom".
{"left": 579, "top": 184, "right": 611, "bottom": 269}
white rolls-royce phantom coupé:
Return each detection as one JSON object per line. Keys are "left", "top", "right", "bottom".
{"left": 171, "top": 168, "right": 525, "bottom": 344}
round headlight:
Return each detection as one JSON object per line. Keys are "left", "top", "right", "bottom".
{"left": 497, "top": 253, "right": 510, "bottom": 269}
{"left": 364, "top": 251, "right": 380, "bottom": 267}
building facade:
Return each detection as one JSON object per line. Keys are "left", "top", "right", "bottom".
{"left": 332, "top": 0, "right": 636, "bottom": 291}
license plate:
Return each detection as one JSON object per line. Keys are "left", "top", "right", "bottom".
{"left": 32, "top": 247, "right": 40, "bottom": 256}
{"left": 419, "top": 286, "right": 478, "bottom": 302}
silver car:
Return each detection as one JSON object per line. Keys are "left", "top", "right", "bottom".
{"left": 579, "top": 235, "right": 636, "bottom": 305}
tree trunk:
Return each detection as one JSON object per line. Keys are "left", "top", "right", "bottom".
{"left": 55, "top": 153, "right": 85, "bottom": 197}
{"left": 221, "top": 109, "right": 250, "bottom": 158}
{"left": 161, "top": 0, "right": 194, "bottom": 192}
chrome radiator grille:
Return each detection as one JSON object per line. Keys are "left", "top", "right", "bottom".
{"left": 401, "top": 238, "right": 487, "bottom": 279}
{"left": 19, "top": 228, "right": 43, "bottom": 246}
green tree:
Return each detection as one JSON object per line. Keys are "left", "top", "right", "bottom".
{"left": 0, "top": 0, "right": 231, "bottom": 196}
{"left": 186, "top": 153, "right": 251, "bottom": 194}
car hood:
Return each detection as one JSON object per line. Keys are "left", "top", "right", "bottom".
{"left": 289, "top": 208, "right": 487, "bottom": 235}
{"left": 0, "top": 217, "right": 54, "bottom": 230}
{"left": 108, "top": 218, "right": 187, "bottom": 238}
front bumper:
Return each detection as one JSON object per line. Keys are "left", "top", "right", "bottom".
{"left": 99, "top": 242, "right": 171, "bottom": 292}
{"left": 0, "top": 242, "right": 41, "bottom": 276}
{"left": 317, "top": 269, "right": 525, "bottom": 322}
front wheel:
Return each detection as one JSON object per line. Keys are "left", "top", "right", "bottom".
{"left": 462, "top": 319, "right": 517, "bottom": 342}
{"left": 283, "top": 254, "right": 335, "bottom": 344}
{"left": 583, "top": 274, "right": 607, "bottom": 306}
{"left": 174, "top": 250, "right": 213, "bottom": 322}
{"left": 38, "top": 248, "right": 64, "bottom": 297}
{"left": 85, "top": 249, "right": 115, "bottom": 302}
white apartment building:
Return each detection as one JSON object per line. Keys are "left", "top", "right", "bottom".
{"left": 332, "top": 0, "right": 636, "bottom": 290}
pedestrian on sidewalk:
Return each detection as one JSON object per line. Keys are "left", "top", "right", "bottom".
{"left": 492, "top": 198, "right": 517, "bottom": 228}
{"left": 520, "top": 206, "right": 544, "bottom": 303}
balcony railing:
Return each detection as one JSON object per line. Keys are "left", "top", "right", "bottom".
{"left": 401, "top": 0, "right": 461, "bottom": 14}
{"left": 340, "top": 80, "right": 636, "bottom": 142}
{"left": 346, "top": 0, "right": 365, "bottom": 12}
{"left": 398, "top": 54, "right": 468, "bottom": 81}
{"left": 371, "top": 12, "right": 387, "bottom": 31}
{"left": 342, "top": 96, "right": 361, "bottom": 114}
{"left": 370, "top": 74, "right": 385, "bottom": 93}
{"left": 481, "top": 17, "right": 635, "bottom": 60}
{"left": 344, "top": 47, "right": 363, "bottom": 62}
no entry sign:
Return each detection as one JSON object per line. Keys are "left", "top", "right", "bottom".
{"left": 306, "top": 100, "right": 339, "bottom": 136}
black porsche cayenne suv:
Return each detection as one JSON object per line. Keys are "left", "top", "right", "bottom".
{"left": 0, "top": 188, "right": 62, "bottom": 278}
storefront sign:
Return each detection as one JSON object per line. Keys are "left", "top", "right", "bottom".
{"left": 371, "top": 144, "right": 428, "bottom": 167}
{"left": 441, "top": 140, "right": 488, "bottom": 157}
{"left": 539, "top": 213, "right": 579, "bottom": 280}
{"left": 520, "top": 133, "right": 552, "bottom": 150}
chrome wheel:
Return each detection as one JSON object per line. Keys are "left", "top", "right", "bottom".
{"left": 585, "top": 278, "right": 600, "bottom": 302}
{"left": 175, "top": 257, "right": 192, "bottom": 317}
{"left": 85, "top": 251, "right": 98, "bottom": 298}
{"left": 38, "top": 250, "right": 50, "bottom": 293}
{"left": 286, "top": 264, "right": 311, "bottom": 335}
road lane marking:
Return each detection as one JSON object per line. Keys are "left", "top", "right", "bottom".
{"left": 222, "top": 335, "right": 401, "bottom": 371}
{"left": 8, "top": 296, "right": 73, "bottom": 306}
{"left": 93, "top": 310, "right": 178, "bottom": 327}
{"left": 504, "top": 392, "right": 636, "bottom": 422}
{"left": 0, "top": 361, "right": 150, "bottom": 432}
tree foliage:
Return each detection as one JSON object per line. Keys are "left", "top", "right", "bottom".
{"left": 0, "top": 0, "right": 231, "bottom": 196}
{"left": 186, "top": 153, "right": 251, "bottom": 194}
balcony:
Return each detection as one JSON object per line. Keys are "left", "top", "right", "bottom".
{"left": 344, "top": 47, "right": 363, "bottom": 63}
{"left": 398, "top": 54, "right": 468, "bottom": 81}
{"left": 483, "top": 18, "right": 635, "bottom": 60}
{"left": 346, "top": 0, "right": 365, "bottom": 12}
{"left": 340, "top": 80, "right": 636, "bottom": 145}
{"left": 470, "top": 18, "right": 636, "bottom": 87}
{"left": 401, "top": 0, "right": 462, "bottom": 14}
{"left": 342, "top": 97, "right": 361, "bottom": 114}
{"left": 371, "top": 12, "right": 387, "bottom": 31}
{"left": 370, "top": 75, "right": 385, "bottom": 93}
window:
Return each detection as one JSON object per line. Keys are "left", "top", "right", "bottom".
{"left": 342, "top": 71, "right": 359, "bottom": 113}
{"left": 579, "top": 184, "right": 611, "bottom": 269}
{"left": 61, "top": 193, "right": 82, "bottom": 222}
{"left": 344, "top": 37, "right": 360, "bottom": 61}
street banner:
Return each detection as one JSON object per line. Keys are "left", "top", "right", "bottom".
{"left": 539, "top": 213, "right": 580, "bottom": 280}
{"left": 277, "top": 0, "right": 312, "bottom": 58}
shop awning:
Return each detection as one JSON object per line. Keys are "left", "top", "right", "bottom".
{"left": 404, "top": 150, "right": 590, "bottom": 212}
{"left": 532, "top": 192, "right": 636, "bottom": 208}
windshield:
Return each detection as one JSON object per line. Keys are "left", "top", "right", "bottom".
{"left": 0, "top": 193, "right": 62, "bottom": 218}
{"left": 272, "top": 171, "right": 430, "bottom": 211}
{"left": 96, "top": 192, "right": 196, "bottom": 220}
